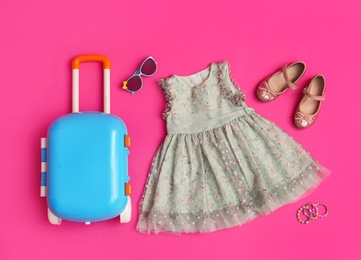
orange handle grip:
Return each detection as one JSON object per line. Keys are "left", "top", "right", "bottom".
{"left": 72, "top": 55, "right": 111, "bottom": 69}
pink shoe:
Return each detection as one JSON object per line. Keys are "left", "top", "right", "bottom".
{"left": 257, "top": 61, "right": 306, "bottom": 101}
{"left": 294, "top": 75, "right": 326, "bottom": 129}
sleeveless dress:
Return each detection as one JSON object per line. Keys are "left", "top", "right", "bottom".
{"left": 137, "top": 61, "right": 330, "bottom": 234}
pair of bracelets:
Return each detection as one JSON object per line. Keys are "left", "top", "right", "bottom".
{"left": 296, "top": 202, "right": 328, "bottom": 224}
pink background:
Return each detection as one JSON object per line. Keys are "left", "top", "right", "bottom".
{"left": 1, "top": 0, "right": 360, "bottom": 259}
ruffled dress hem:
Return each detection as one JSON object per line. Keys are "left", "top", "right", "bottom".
{"left": 137, "top": 164, "right": 330, "bottom": 235}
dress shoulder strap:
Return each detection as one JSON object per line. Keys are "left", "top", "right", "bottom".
{"left": 217, "top": 61, "right": 246, "bottom": 105}
{"left": 158, "top": 78, "right": 175, "bottom": 120}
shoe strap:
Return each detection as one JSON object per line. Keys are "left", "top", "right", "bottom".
{"left": 302, "top": 88, "right": 325, "bottom": 101}
{"left": 282, "top": 65, "right": 298, "bottom": 90}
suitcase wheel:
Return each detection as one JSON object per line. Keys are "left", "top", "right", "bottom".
{"left": 120, "top": 197, "right": 132, "bottom": 223}
{"left": 48, "top": 208, "right": 62, "bottom": 225}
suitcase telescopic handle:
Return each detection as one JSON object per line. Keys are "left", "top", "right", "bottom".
{"left": 71, "top": 55, "right": 111, "bottom": 113}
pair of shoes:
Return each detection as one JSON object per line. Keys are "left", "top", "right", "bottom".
{"left": 257, "top": 61, "right": 326, "bottom": 129}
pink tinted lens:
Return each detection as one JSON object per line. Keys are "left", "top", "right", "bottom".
{"left": 127, "top": 75, "right": 142, "bottom": 92}
{"left": 141, "top": 58, "right": 157, "bottom": 75}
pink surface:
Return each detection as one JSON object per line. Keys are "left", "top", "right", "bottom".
{"left": 0, "top": 0, "right": 360, "bottom": 259}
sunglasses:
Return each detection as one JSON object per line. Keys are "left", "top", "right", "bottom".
{"left": 122, "top": 56, "right": 158, "bottom": 94}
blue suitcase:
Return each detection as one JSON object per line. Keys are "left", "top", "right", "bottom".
{"left": 41, "top": 55, "right": 131, "bottom": 225}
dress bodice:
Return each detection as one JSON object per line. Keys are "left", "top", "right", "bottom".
{"left": 158, "top": 61, "right": 252, "bottom": 134}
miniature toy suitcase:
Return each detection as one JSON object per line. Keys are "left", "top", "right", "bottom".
{"left": 41, "top": 55, "right": 131, "bottom": 225}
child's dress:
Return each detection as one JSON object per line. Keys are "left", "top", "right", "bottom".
{"left": 137, "top": 61, "right": 330, "bottom": 234}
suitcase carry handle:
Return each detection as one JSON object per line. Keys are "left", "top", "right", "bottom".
{"left": 72, "top": 55, "right": 111, "bottom": 113}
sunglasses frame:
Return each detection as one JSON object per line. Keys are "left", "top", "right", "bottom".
{"left": 123, "top": 56, "right": 158, "bottom": 94}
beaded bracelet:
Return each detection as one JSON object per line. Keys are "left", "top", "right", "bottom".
{"left": 296, "top": 205, "right": 312, "bottom": 224}
{"left": 313, "top": 202, "right": 328, "bottom": 218}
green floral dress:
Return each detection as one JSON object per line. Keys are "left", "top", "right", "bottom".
{"left": 137, "top": 61, "right": 330, "bottom": 234}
